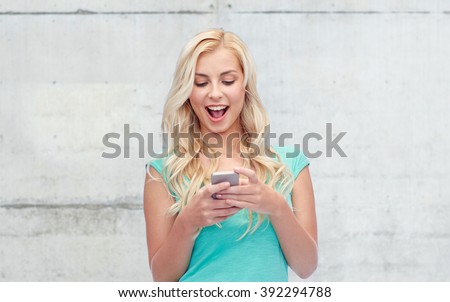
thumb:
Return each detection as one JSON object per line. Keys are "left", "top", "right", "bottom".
{"left": 208, "top": 181, "right": 231, "bottom": 199}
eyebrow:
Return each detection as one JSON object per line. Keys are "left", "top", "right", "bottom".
{"left": 195, "top": 70, "right": 238, "bottom": 77}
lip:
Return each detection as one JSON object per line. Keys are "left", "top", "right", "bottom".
{"left": 205, "top": 105, "right": 229, "bottom": 123}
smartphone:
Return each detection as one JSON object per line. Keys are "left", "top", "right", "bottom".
{"left": 211, "top": 171, "right": 239, "bottom": 199}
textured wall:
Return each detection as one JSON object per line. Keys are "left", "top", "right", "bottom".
{"left": 1, "top": 1, "right": 449, "bottom": 281}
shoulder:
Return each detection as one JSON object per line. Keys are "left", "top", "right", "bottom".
{"left": 271, "top": 145, "right": 310, "bottom": 179}
{"left": 145, "top": 149, "right": 172, "bottom": 175}
{"left": 145, "top": 157, "right": 165, "bottom": 175}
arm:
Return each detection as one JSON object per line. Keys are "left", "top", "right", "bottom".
{"left": 216, "top": 166, "right": 318, "bottom": 279}
{"left": 144, "top": 166, "right": 239, "bottom": 281}
{"left": 269, "top": 166, "right": 318, "bottom": 279}
{"left": 143, "top": 166, "right": 196, "bottom": 281}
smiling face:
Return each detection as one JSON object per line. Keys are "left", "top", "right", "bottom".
{"left": 189, "top": 46, "right": 246, "bottom": 138}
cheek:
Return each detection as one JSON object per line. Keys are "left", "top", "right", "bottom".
{"left": 189, "top": 89, "right": 202, "bottom": 104}
{"left": 230, "top": 87, "right": 245, "bottom": 105}
{"left": 189, "top": 89, "right": 208, "bottom": 113}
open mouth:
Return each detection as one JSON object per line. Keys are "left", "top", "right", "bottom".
{"left": 206, "top": 105, "right": 229, "bottom": 119}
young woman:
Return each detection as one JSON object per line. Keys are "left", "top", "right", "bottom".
{"left": 144, "top": 29, "right": 317, "bottom": 282}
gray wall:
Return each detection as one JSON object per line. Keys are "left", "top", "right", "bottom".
{"left": 1, "top": 1, "right": 449, "bottom": 281}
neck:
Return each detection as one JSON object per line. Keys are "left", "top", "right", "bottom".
{"left": 200, "top": 131, "right": 243, "bottom": 159}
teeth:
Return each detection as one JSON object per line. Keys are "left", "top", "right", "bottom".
{"left": 207, "top": 105, "right": 228, "bottom": 111}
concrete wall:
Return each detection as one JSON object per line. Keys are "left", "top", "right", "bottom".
{"left": 1, "top": 1, "right": 449, "bottom": 281}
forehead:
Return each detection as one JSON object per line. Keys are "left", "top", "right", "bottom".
{"left": 195, "top": 47, "right": 241, "bottom": 73}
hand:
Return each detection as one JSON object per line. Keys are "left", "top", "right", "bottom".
{"left": 214, "top": 167, "right": 286, "bottom": 217}
{"left": 178, "top": 181, "right": 242, "bottom": 231}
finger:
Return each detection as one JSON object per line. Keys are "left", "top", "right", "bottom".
{"left": 234, "top": 167, "right": 259, "bottom": 184}
{"left": 221, "top": 195, "right": 256, "bottom": 204}
{"left": 224, "top": 198, "right": 254, "bottom": 209}
{"left": 203, "top": 181, "right": 231, "bottom": 197}
{"left": 216, "top": 185, "right": 252, "bottom": 195}
{"left": 210, "top": 200, "right": 240, "bottom": 210}
{"left": 213, "top": 207, "right": 241, "bottom": 217}
{"left": 239, "top": 178, "right": 249, "bottom": 186}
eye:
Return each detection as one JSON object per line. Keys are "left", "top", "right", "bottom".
{"left": 223, "top": 80, "right": 235, "bottom": 86}
{"left": 195, "top": 82, "right": 208, "bottom": 87}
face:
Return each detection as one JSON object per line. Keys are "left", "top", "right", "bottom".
{"left": 189, "top": 47, "right": 245, "bottom": 138}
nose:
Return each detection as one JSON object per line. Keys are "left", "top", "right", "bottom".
{"left": 208, "top": 83, "right": 223, "bottom": 100}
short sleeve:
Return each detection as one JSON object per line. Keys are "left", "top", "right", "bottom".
{"left": 145, "top": 158, "right": 180, "bottom": 202}
{"left": 290, "top": 148, "right": 310, "bottom": 180}
{"left": 272, "top": 145, "right": 310, "bottom": 180}
{"left": 145, "top": 158, "right": 164, "bottom": 175}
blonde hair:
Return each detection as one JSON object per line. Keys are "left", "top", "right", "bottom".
{"left": 148, "top": 29, "right": 294, "bottom": 238}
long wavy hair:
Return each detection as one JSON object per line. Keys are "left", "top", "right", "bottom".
{"left": 147, "top": 29, "right": 294, "bottom": 238}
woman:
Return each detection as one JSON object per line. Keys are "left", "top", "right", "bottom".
{"left": 144, "top": 29, "right": 317, "bottom": 281}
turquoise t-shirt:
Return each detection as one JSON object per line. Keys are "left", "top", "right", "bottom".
{"left": 146, "top": 145, "right": 309, "bottom": 282}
